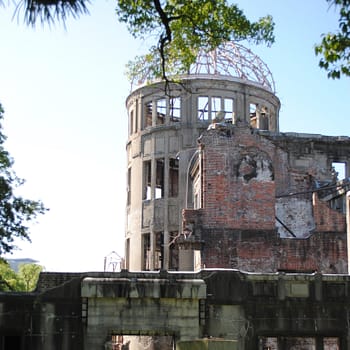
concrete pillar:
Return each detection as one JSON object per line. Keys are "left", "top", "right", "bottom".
{"left": 347, "top": 191, "right": 350, "bottom": 274}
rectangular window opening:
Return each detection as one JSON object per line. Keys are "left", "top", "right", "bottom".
{"left": 332, "top": 161, "right": 346, "bottom": 181}
{"left": 143, "top": 160, "right": 151, "bottom": 200}
{"left": 156, "top": 159, "right": 164, "bottom": 199}
{"left": 250, "top": 103, "right": 258, "bottom": 128}
{"left": 142, "top": 233, "right": 151, "bottom": 270}
{"left": 144, "top": 101, "right": 153, "bottom": 128}
{"left": 129, "top": 110, "right": 134, "bottom": 135}
{"left": 260, "top": 105, "right": 269, "bottom": 130}
{"left": 169, "top": 232, "right": 179, "bottom": 270}
{"left": 127, "top": 167, "right": 131, "bottom": 206}
{"left": 3, "top": 335, "right": 21, "bottom": 350}
{"left": 258, "top": 337, "right": 278, "bottom": 350}
{"left": 198, "top": 96, "right": 209, "bottom": 121}
{"left": 211, "top": 97, "right": 221, "bottom": 120}
{"left": 135, "top": 100, "right": 139, "bottom": 132}
{"left": 156, "top": 98, "right": 166, "bottom": 125}
{"left": 224, "top": 98, "right": 234, "bottom": 123}
{"left": 125, "top": 238, "right": 130, "bottom": 270}
{"left": 169, "top": 158, "right": 179, "bottom": 197}
{"left": 155, "top": 232, "right": 164, "bottom": 270}
{"left": 324, "top": 337, "right": 339, "bottom": 349}
{"left": 170, "top": 97, "right": 181, "bottom": 122}
{"left": 108, "top": 335, "right": 174, "bottom": 350}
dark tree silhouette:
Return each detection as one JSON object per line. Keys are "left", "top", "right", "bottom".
{"left": 0, "top": 104, "right": 46, "bottom": 256}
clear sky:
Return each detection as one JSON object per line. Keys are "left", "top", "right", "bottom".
{"left": 0, "top": 1, "right": 349, "bottom": 272}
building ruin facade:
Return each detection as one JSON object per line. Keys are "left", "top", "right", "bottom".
{"left": 125, "top": 42, "right": 350, "bottom": 274}
{"left": 0, "top": 41, "right": 349, "bottom": 350}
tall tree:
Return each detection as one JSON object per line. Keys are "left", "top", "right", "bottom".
{"left": 18, "top": 263, "right": 43, "bottom": 291}
{"left": 0, "top": 260, "right": 23, "bottom": 291}
{"left": 0, "top": 261, "right": 42, "bottom": 291}
{"left": 3, "top": 0, "right": 90, "bottom": 26}
{"left": 117, "top": 0, "right": 274, "bottom": 84}
{"left": 2, "top": 0, "right": 274, "bottom": 83}
{"left": 0, "top": 104, "right": 46, "bottom": 256}
{"left": 315, "top": 0, "right": 350, "bottom": 78}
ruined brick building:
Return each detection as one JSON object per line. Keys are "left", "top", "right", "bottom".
{"left": 0, "top": 41, "right": 350, "bottom": 350}
{"left": 125, "top": 41, "right": 350, "bottom": 274}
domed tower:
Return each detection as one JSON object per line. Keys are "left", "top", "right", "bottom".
{"left": 125, "top": 42, "right": 280, "bottom": 271}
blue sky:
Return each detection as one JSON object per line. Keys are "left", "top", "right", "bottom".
{"left": 0, "top": 1, "right": 349, "bottom": 271}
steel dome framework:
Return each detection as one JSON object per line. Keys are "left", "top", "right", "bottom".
{"left": 132, "top": 41, "right": 276, "bottom": 93}
{"left": 189, "top": 42, "right": 275, "bottom": 93}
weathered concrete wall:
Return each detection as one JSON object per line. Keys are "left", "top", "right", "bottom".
{"left": 81, "top": 276, "right": 206, "bottom": 350}
{"left": 2, "top": 270, "right": 350, "bottom": 349}
{"left": 177, "top": 339, "right": 238, "bottom": 350}
{"left": 125, "top": 76, "right": 280, "bottom": 271}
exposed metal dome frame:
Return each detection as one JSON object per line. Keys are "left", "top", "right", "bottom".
{"left": 131, "top": 41, "right": 276, "bottom": 93}
{"left": 189, "top": 42, "right": 276, "bottom": 93}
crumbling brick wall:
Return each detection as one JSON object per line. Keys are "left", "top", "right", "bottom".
{"left": 199, "top": 124, "right": 276, "bottom": 231}
{"left": 181, "top": 123, "right": 349, "bottom": 273}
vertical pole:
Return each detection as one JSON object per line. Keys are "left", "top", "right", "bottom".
{"left": 347, "top": 191, "right": 350, "bottom": 274}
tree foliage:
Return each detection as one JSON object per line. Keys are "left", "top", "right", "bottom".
{"left": 0, "top": 0, "right": 90, "bottom": 26}
{"left": 2, "top": 1, "right": 274, "bottom": 82}
{"left": 117, "top": 0, "right": 275, "bottom": 84}
{"left": 18, "top": 263, "right": 43, "bottom": 291}
{"left": 0, "top": 260, "right": 23, "bottom": 291}
{"left": 0, "top": 260, "right": 42, "bottom": 292}
{"left": 0, "top": 104, "right": 46, "bottom": 256}
{"left": 315, "top": 0, "right": 350, "bottom": 78}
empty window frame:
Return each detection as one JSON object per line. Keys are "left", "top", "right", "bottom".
{"left": 155, "top": 231, "right": 164, "bottom": 270}
{"left": 332, "top": 161, "right": 346, "bottom": 181}
{"left": 144, "top": 101, "right": 153, "bottom": 128}
{"left": 198, "top": 96, "right": 209, "bottom": 120}
{"left": 259, "top": 336, "right": 339, "bottom": 349}
{"left": 142, "top": 233, "right": 151, "bottom": 270}
{"left": 143, "top": 160, "right": 152, "bottom": 200}
{"left": 156, "top": 159, "right": 165, "bottom": 199}
{"left": 324, "top": 337, "right": 339, "bottom": 349}
{"left": 169, "top": 232, "right": 179, "bottom": 270}
{"left": 125, "top": 238, "right": 130, "bottom": 270}
{"left": 250, "top": 103, "right": 270, "bottom": 130}
{"left": 260, "top": 105, "right": 269, "bottom": 130}
{"left": 3, "top": 335, "right": 21, "bottom": 350}
{"left": 135, "top": 99, "right": 139, "bottom": 132}
{"left": 129, "top": 110, "right": 134, "bottom": 135}
{"left": 250, "top": 103, "right": 258, "bottom": 128}
{"left": 169, "top": 158, "right": 179, "bottom": 197}
{"left": 170, "top": 97, "right": 181, "bottom": 122}
{"left": 198, "top": 96, "right": 234, "bottom": 122}
{"left": 211, "top": 97, "right": 221, "bottom": 120}
{"left": 223, "top": 98, "right": 234, "bottom": 122}
{"left": 127, "top": 167, "right": 131, "bottom": 206}
{"left": 156, "top": 98, "right": 166, "bottom": 125}
{"left": 191, "top": 161, "right": 201, "bottom": 209}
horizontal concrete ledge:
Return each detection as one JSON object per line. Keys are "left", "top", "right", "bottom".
{"left": 81, "top": 277, "right": 206, "bottom": 299}
{"left": 177, "top": 339, "right": 238, "bottom": 350}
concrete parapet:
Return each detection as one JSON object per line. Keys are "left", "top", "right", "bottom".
{"left": 177, "top": 339, "right": 238, "bottom": 350}
{"left": 81, "top": 277, "right": 206, "bottom": 299}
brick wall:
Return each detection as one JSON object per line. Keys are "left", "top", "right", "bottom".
{"left": 199, "top": 228, "right": 347, "bottom": 273}
{"left": 199, "top": 125, "right": 276, "bottom": 230}
{"left": 181, "top": 124, "right": 348, "bottom": 274}
{"left": 313, "top": 193, "right": 346, "bottom": 232}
